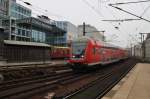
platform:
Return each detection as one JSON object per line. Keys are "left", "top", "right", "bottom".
{"left": 102, "top": 63, "right": 150, "bottom": 99}
{"left": 0, "top": 60, "right": 66, "bottom": 67}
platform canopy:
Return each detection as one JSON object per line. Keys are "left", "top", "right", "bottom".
{"left": 4, "top": 40, "right": 51, "bottom": 47}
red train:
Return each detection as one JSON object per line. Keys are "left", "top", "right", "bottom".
{"left": 68, "top": 37, "right": 128, "bottom": 70}
{"left": 51, "top": 46, "right": 70, "bottom": 59}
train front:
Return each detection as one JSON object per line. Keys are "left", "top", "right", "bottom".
{"left": 68, "top": 38, "right": 88, "bottom": 70}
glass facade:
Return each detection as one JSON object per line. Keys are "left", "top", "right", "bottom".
{"left": 0, "top": 0, "right": 66, "bottom": 46}
{"left": 16, "top": 28, "right": 30, "bottom": 37}
{"left": 31, "top": 30, "right": 46, "bottom": 43}
{"left": 55, "top": 21, "right": 78, "bottom": 46}
{"left": 0, "top": 0, "right": 8, "bottom": 15}
{"left": 45, "top": 32, "right": 67, "bottom": 46}
{"left": 8, "top": 0, "right": 32, "bottom": 41}
{"left": 15, "top": 26, "right": 31, "bottom": 41}
{"left": 10, "top": 1, "right": 31, "bottom": 19}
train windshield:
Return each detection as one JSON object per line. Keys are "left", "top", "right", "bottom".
{"left": 72, "top": 42, "right": 87, "bottom": 56}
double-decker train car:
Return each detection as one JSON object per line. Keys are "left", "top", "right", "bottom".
{"left": 51, "top": 46, "right": 70, "bottom": 59}
{"left": 68, "top": 36, "right": 128, "bottom": 70}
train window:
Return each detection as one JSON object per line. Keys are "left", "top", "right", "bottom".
{"left": 93, "top": 48, "right": 96, "bottom": 55}
{"left": 64, "top": 50, "right": 66, "bottom": 54}
{"left": 96, "top": 48, "right": 99, "bottom": 54}
{"left": 100, "top": 48, "right": 104, "bottom": 54}
{"left": 67, "top": 50, "right": 69, "bottom": 54}
{"left": 53, "top": 50, "right": 56, "bottom": 53}
{"left": 98, "top": 49, "right": 101, "bottom": 54}
{"left": 72, "top": 42, "right": 86, "bottom": 55}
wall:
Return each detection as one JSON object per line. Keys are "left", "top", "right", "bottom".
{"left": 0, "top": 43, "right": 51, "bottom": 63}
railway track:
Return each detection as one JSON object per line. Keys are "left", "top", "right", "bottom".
{"left": 62, "top": 59, "right": 138, "bottom": 99}
{"left": 0, "top": 69, "right": 76, "bottom": 99}
{"left": 0, "top": 63, "right": 70, "bottom": 81}
{"left": 0, "top": 69, "right": 72, "bottom": 91}
{"left": 0, "top": 58, "right": 139, "bottom": 99}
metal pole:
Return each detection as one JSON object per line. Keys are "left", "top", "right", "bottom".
{"left": 102, "top": 31, "right": 105, "bottom": 41}
{"left": 134, "top": 45, "right": 135, "bottom": 57}
{"left": 143, "top": 41, "right": 145, "bottom": 59}
{"left": 142, "top": 34, "right": 144, "bottom": 42}
{"left": 130, "top": 43, "right": 132, "bottom": 56}
{"left": 83, "top": 22, "right": 86, "bottom": 36}
{"left": 140, "top": 33, "right": 143, "bottom": 43}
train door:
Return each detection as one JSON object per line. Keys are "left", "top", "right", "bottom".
{"left": 92, "top": 46, "right": 96, "bottom": 62}
{"left": 100, "top": 47, "right": 106, "bottom": 63}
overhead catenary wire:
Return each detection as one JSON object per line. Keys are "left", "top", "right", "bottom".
{"left": 110, "top": 1, "right": 150, "bottom": 43}
{"left": 109, "top": 4, "right": 150, "bottom": 23}
{"left": 82, "top": 0, "right": 130, "bottom": 45}
{"left": 105, "top": 4, "right": 142, "bottom": 45}
{"left": 82, "top": 0, "right": 104, "bottom": 17}
{"left": 140, "top": 5, "right": 150, "bottom": 17}
{"left": 82, "top": 1, "right": 121, "bottom": 31}
{"left": 102, "top": 4, "right": 141, "bottom": 22}
{"left": 102, "top": 4, "right": 132, "bottom": 43}
{"left": 108, "top": 0, "right": 150, "bottom": 39}
{"left": 82, "top": 0, "right": 123, "bottom": 30}
{"left": 102, "top": 19, "right": 141, "bottom": 22}
{"left": 135, "top": 4, "right": 150, "bottom": 33}
{"left": 110, "top": 0, "right": 150, "bottom": 5}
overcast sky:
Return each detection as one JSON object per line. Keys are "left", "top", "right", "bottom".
{"left": 17, "top": 0, "right": 150, "bottom": 48}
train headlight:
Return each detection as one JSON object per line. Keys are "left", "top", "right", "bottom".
{"left": 81, "top": 55, "right": 84, "bottom": 58}
{"left": 72, "top": 56, "right": 75, "bottom": 58}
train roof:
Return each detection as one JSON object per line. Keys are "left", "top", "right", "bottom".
{"left": 102, "top": 42, "right": 123, "bottom": 49}
{"left": 73, "top": 36, "right": 123, "bottom": 49}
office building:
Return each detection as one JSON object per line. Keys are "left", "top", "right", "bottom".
{"left": 17, "top": 17, "right": 66, "bottom": 45}
{"left": 55, "top": 21, "right": 78, "bottom": 46}
{"left": 0, "top": 0, "right": 66, "bottom": 46}
{"left": 0, "top": 0, "right": 32, "bottom": 40}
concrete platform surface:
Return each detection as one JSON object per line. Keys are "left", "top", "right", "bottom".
{"left": 102, "top": 63, "right": 150, "bottom": 99}
{"left": 51, "top": 60, "right": 67, "bottom": 65}
{"left": 0, "top": 60, "right": 67, "bottom": 67}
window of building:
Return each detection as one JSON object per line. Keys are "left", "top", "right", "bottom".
{"left": 22, "top": 30, "right": 25, "bottom": 36}
{"left": 26, "top": 31, "right": 30, "bottom": 37}
{"left": 17, "top": 29, "right": 21, "bottom": 35}
{"left": 16, "top": 37, "right": 22, "bottom": 41}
